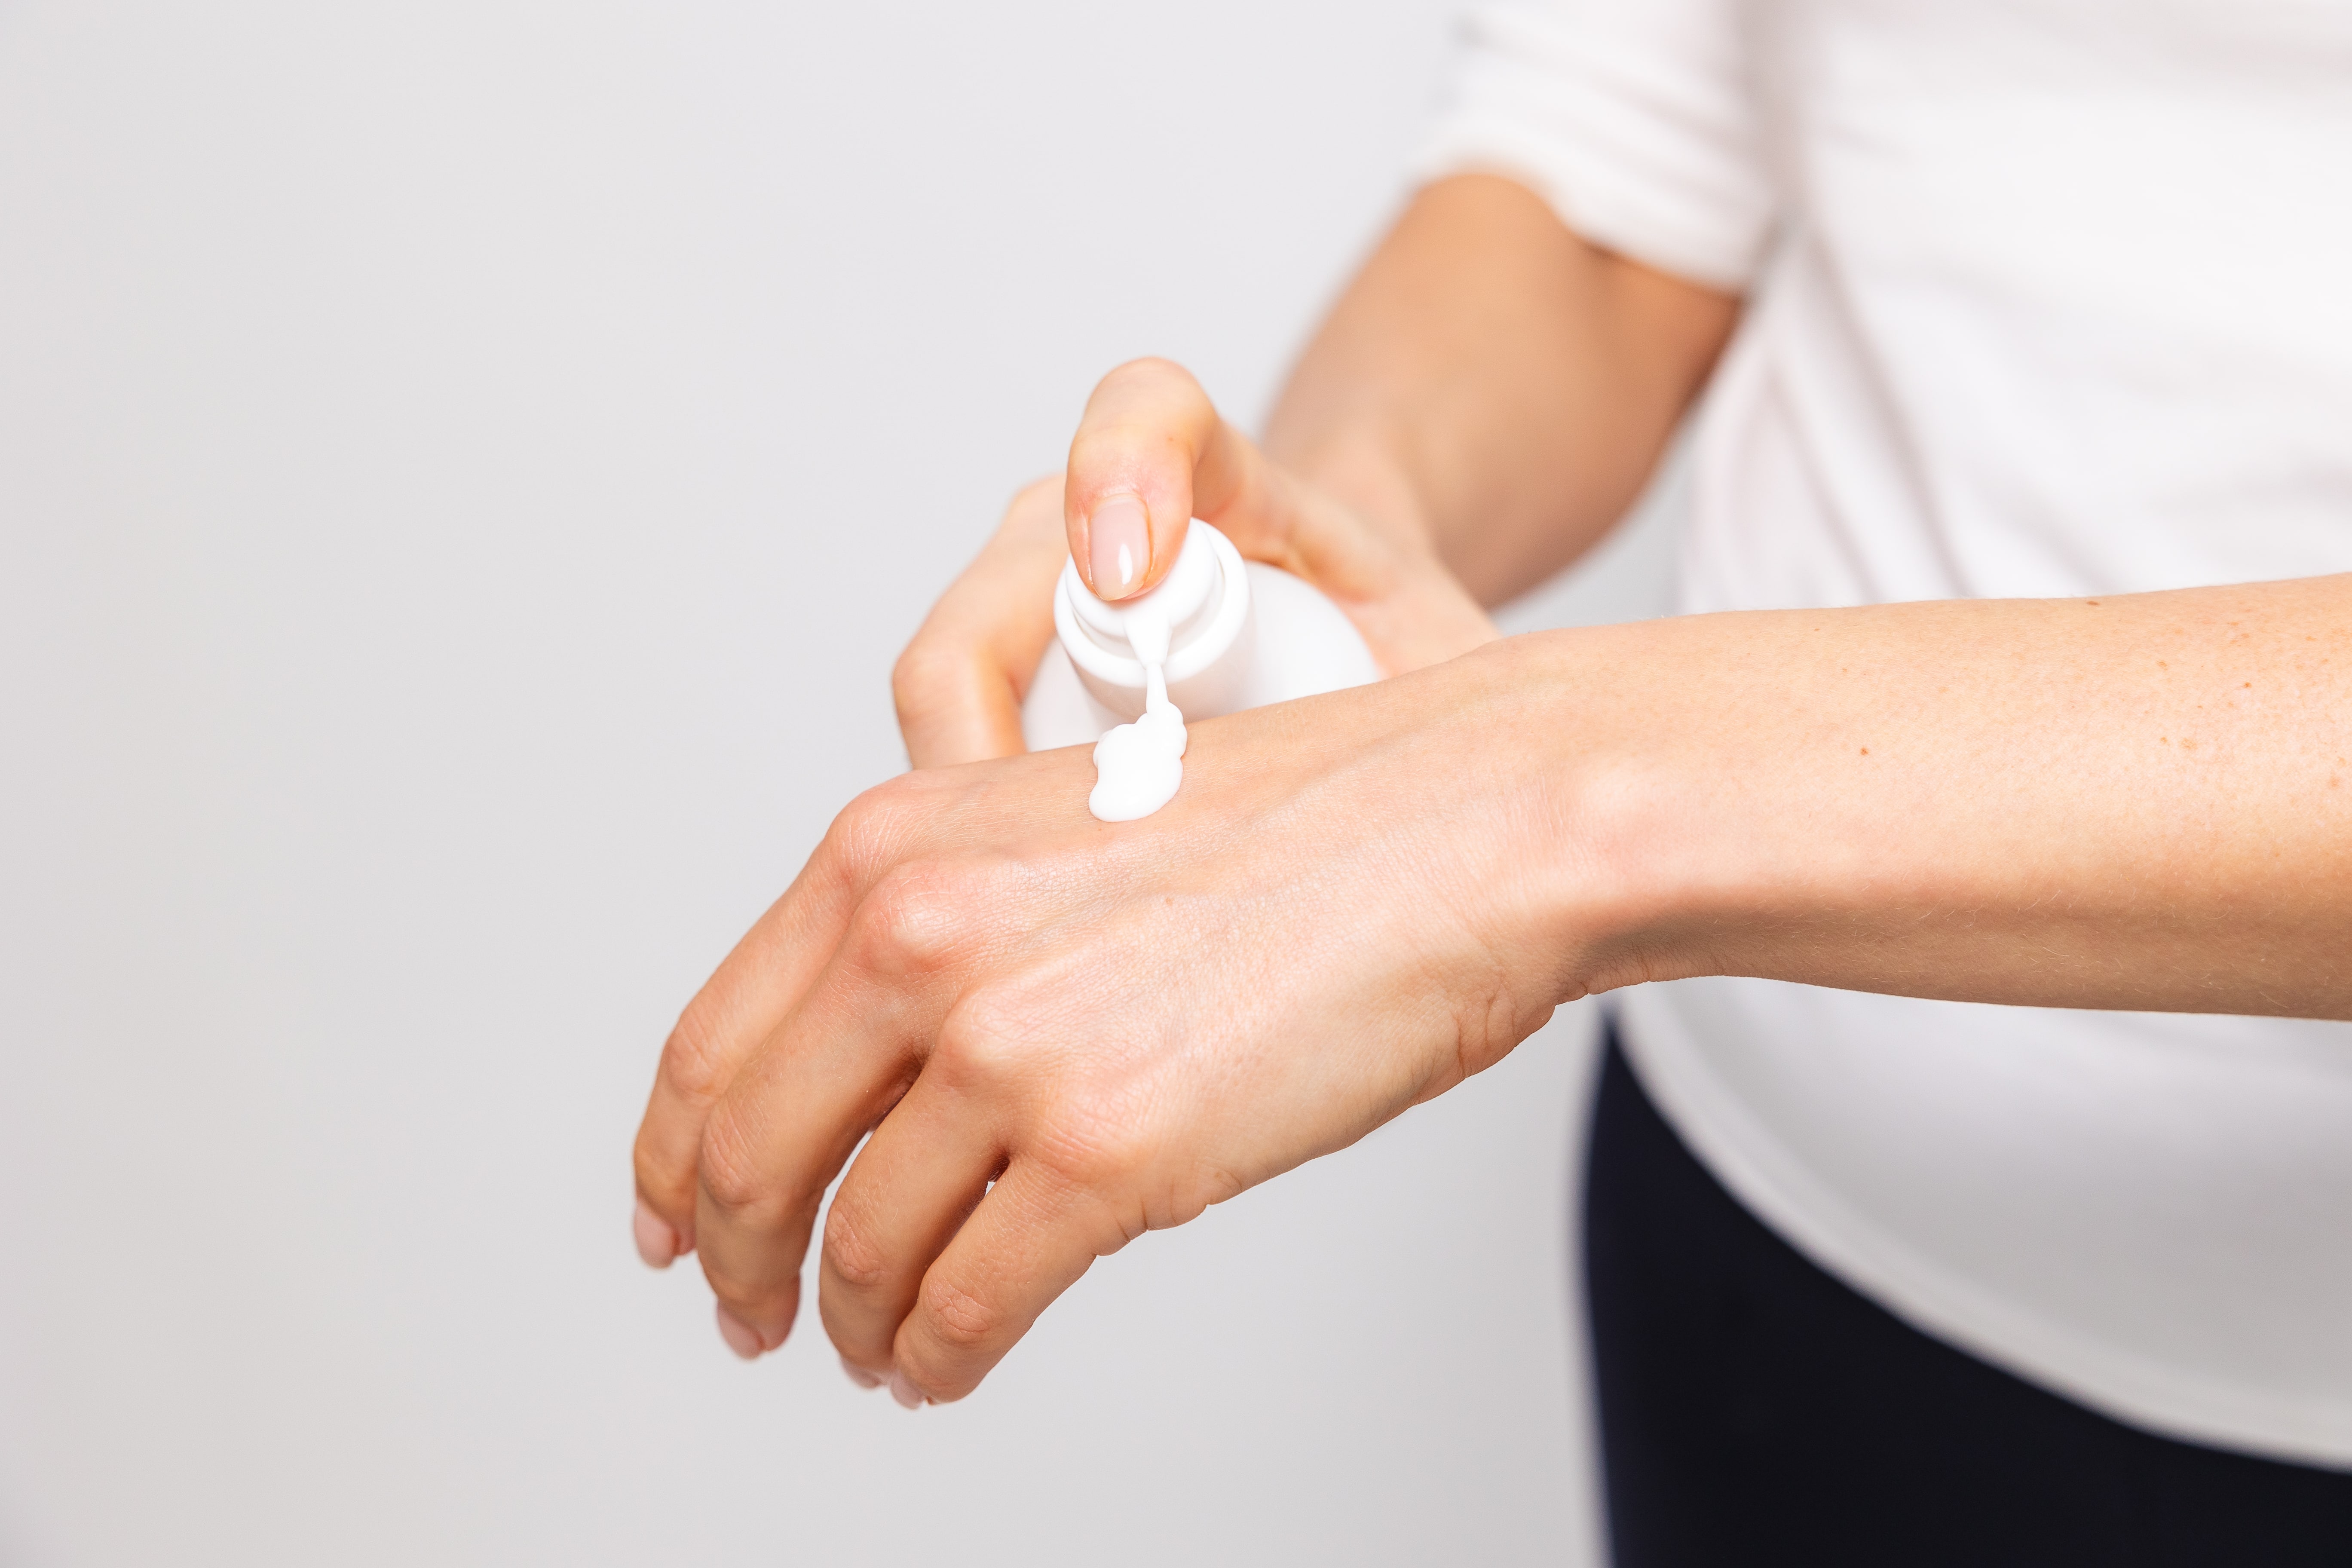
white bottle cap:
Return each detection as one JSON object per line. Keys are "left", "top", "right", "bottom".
{"left": 1053, "top": 522, "right": 1253, "bottom": 721}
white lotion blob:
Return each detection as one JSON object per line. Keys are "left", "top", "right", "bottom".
{"left": 1087, "top": 597, "right": 1188, "bottom": 821}
{"left": 1029, "top": 521, "right": 1380, "bottom": 818}
{"left": 1087, "top": 665, "right": 1186, "bottom": 821}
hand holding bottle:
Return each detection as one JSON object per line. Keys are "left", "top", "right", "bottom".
{"left": 891, "top": 358, "right": 1497, "bottom": 769}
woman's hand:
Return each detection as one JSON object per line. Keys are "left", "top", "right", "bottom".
{"left": 891, "top": 357, "right": 1498, "bottom": 769}
{"left": 630, "top": 640, "right": 1599, "bottom": 1402}
{"left": 631, "top": 541, "right": 2352, "bottom": 1401}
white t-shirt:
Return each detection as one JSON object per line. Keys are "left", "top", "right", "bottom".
{"left": 1418, "top": 0, "right": 2352, "bottom": 1465}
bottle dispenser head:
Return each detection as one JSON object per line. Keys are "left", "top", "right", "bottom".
{"left": 1053, "top": 521, "right": 1254, "bottom": 721}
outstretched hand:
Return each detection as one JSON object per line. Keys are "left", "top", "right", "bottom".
{"left": 630, "top": 636, "right": 1588, "bottom": 1403}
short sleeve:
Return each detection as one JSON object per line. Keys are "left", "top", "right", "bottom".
{"left": 1411, "top": 0, "right": 1776, "bottom": 292}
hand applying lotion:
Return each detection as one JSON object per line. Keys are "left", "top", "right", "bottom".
{"left": 1021, "top": 521, "right": 1384, "bottom": 820}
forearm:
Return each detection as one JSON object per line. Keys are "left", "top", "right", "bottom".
{"left": 1262, "top": 173, "right": 1739, "bottom": 607}
{"left": 1504, "top": 575, "right": 2352, "bottom": 1017}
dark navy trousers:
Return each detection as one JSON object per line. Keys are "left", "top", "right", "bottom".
{"left": 1584, "top": 1032, "right": 2352, "bottom": 1567}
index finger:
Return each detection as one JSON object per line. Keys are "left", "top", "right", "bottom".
{"left": 1063, "top": 357, "right": 1251, "bottom": 602}
{"left": 628, "top": 789, "right": 901, "bottom": 1266}
{"left": 1066, "top": 357, "right": 1355, "bottom": 604}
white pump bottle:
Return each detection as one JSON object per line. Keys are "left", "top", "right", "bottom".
{"left": 1020, "top": 520, "right": 1382, "bottom": 753}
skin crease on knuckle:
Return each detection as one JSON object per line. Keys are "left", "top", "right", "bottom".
{"left": 923, "top": 980, "right": 1078, "bottom": 1121}
{"left": 932, "top": 981, "right": 1182, "bottom": 1222}
{"left": 694, "top": 1097, "right": 787, "bottom": 1225}
{"left": 846, "top": 861, "right": 982, "bottom": 982}
{"left": 821, "top": 773, "right": 941, "bottom": 893}
{"left": 652, "top": 1005, "right": 732, "bottom": 1110}
{"left": 914, "top": 1273, "right": 1005, "bottom": 1362}
{"left": 818, "top": 1193, "right": 896, "bottom": 1297}
{"left": 1055, "top": 1129, "right": 1249, "bottom": 1246}
{"left": 890, "top": 1278, "right": 1006, "bottom": 1403}
{"left": 994, "top": 927, "right": 1349, "bottom": 1236}
{"left": 693, "top": 1189, "right": 808, "bottom": 1341}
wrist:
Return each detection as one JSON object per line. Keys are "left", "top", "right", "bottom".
{"left": 1454, "top": 619, "right": 1775, "bottom": 1007}
{"left": 1400, "top": 580, "right": 2352, "bottom": 1026}
{"left": 1390, "top": 628, "right": 1694, "bottom": 1014}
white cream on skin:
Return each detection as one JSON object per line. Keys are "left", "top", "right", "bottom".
{"left": 1087, "top": 596, "right": 1186, "bottom": 822}
{"left": 1028, "top": 520, "right": 1378, "bottom": 821}
{"left": 1087, "top": 662, "right": 1186, "bottom": 821}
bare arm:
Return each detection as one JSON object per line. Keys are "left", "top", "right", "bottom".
{"left": 1528, "top": 577, "right": 2352, "bottom": 1016}
{"left": 1264, "top": 172, "right": 1739, "bottom": 606}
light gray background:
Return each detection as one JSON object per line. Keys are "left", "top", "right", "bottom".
{"left": 0, "top": 3, "right": 1677, "bottom": 1562}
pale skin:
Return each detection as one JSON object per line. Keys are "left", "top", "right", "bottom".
{"left": 630, "top": 173, "right": 2352, "bottom": 1405}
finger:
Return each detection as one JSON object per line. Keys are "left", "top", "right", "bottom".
{"left": 630, "top": 777, "right": 920, "bottom": 1266}
{"left": 1064, "top": 360, "right": 1368, "bottom": 608}
{"left": 1065, "top": 357, "right": 1227, "bottom": 600}
{"left": 816, "top": 1070, "right": 1002, "bottom": 1379}
{"left": 691, "top": 858, "right": 972, "bottom": 1352}
{"left": 1156, "top": 426, "right": 1497, "bottom": 674}
{"left": 691, "top": 977, "right": 920, "bottom": 1355}
{"left": 889, "top": 1159, "right": 1124, "bottom": 1406}
{"left": 892, "top": 477, "right": 1068, "bottom": 769}
{"left": 631, "top": 860, "right": 858, "bottom": 1265}
{"left": 1066, "top": 358, "right": 1494, "bottom": 670}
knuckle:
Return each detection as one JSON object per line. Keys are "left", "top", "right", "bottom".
{"left": 821, "top": 778, "right": 919, "bottom": 885}
{"left": 821, "top": 1201, "right": 892, "bottom": 1293}
{"left": 917, "top": 1275, "right": 1003, "bottom": 1357}
{"left": 846, "top": 861, "right": 969, "bottom": 977}
{"left": 929, "top": 986, "right": 1046, "bottom": 1093}
{"left": 1028, "top": 1108, "right": 1147, "bottom": 1197}
{"left": 695, "top": 1104, "right": 769, "bottom": 1218}
{"left": 655, "top": 1004, "right": 730, "bottom": 1106}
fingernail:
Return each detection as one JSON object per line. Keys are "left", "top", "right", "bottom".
{"left": 888, "top": 1369, "right": 927, "bottom": 1410}
{"left": 714, "top": 1303, "right": 766, "bottom": 1361}
{"left": 632, "top": 1198, "right": 679, "bottom": 1269}
{"left": 1087, "top": 493, "right": 1150, "bottom": 600}
{"left": 839, "top": 1354, "right": 885, "bottom": 1391}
